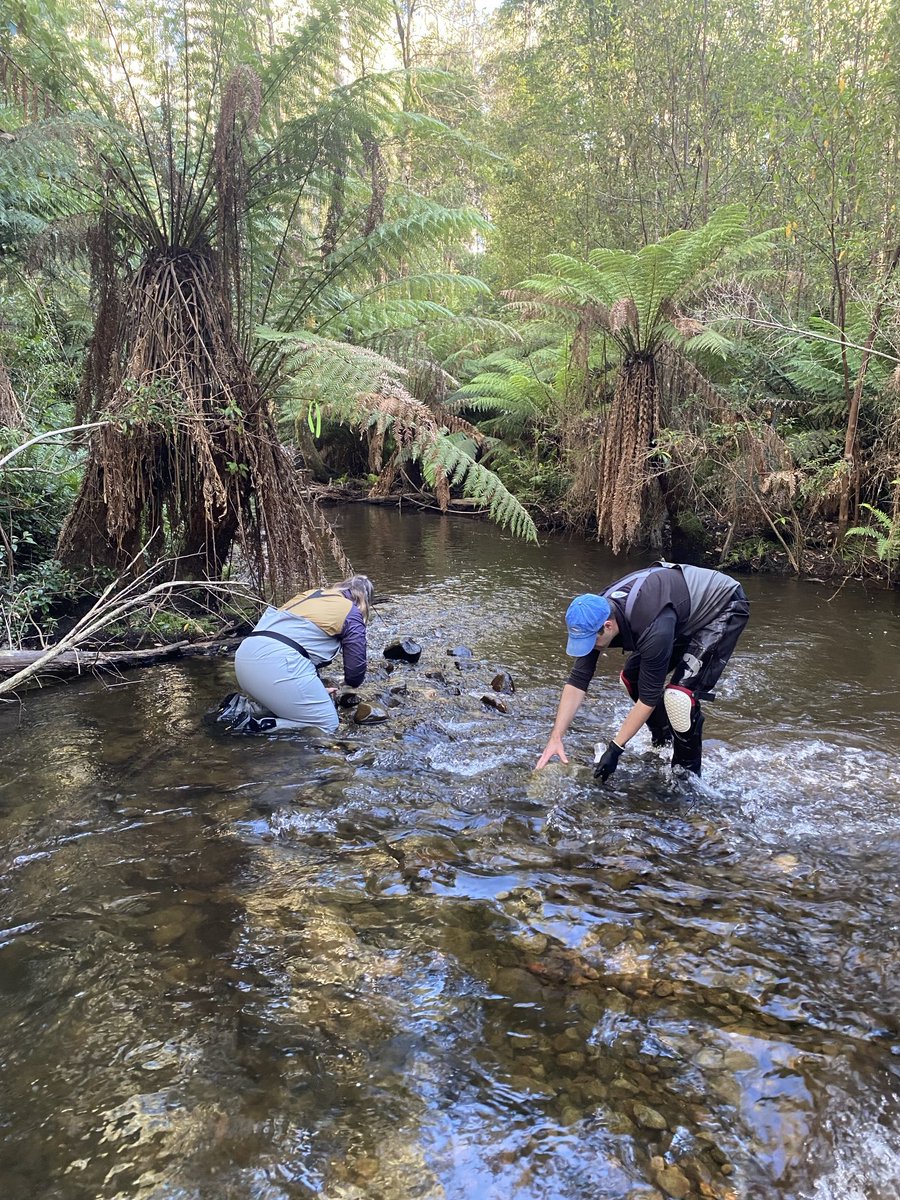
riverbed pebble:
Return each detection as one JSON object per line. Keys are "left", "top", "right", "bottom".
{"left": 632, "top": 1102, "right": 669, "bottom": 1130}
{"left": 653, "top": 1164, "right": 692, "bottom": 1199}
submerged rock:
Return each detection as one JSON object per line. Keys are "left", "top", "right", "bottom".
{"left": 526, "top": 947, "right": 600, "bottom": 987}
{"left": 481, "top": 694, "right": 509, "bottom": 713}
{"left": 353, "top": 703, "right": 389, "bottom": 724}
{"left": 632, "top": 1102, "right": 669, "bottom": 1130}
{"left": 383, "top": 639, "right": 422, "bottom": 664}
{"left": 447, "top": 645, "right": 473, "bottom": 658}
{"left": 653, "top": 1165, "right": 692, "bottom": 1199}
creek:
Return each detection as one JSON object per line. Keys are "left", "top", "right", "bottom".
{"left": 1, "top": 506, "right": 899, "bottom": 1200}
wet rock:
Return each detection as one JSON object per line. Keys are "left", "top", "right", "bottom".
{"left": 352, "top": 1156, "right": 379, "bottom": 1181}
{"left": 454, "top": 661, "right": 478, "bottom": 675}
{"left": 491, "top": 671, "right": 515, "bottom": 694}
{"left": 353, "top": 703, "right": 389, "bottom": 724}
{"left": 481, "top": 694, "right": 509, "bottom": 713}
{"left": 609, "top": 1076, "right": 639, "bottom": 1097}
{"left": 773, "top": 852, "right": 798, "bottom": 870}
{"left": 654, "top": 1165, "right": 692, "bottom": 1199}
{"left": 574, "top": 1075, "right": 605, "bottom": 1102}
{"left": 721, "top": 1049, "right": 757, "bottom": 1072}
{"left": 511, "top": 930, "right": 549, "bottom": 955}
{"left": 526, "top": 947, "right": 600, "bottom": 987}
{"left": 497, "top": 886, "right": 543, "bottom": 911}
{"left": 424, "top": 669, "right": 446, "bottom": 682}
{"left": 336, "top": 691, "right": 361, "bottom": 709}
{"left": 389, "top": 682, "right": 408, "bottom": 696}
{"left": 447, "top": 645, "right": 473, "bottom": 658}
{"left": 573, "top": 994, "right": 603, "bottom": 1022}
{"left": 383, "top": 639, "right": 422, "bottom": 664}
{"left": 591, "top": 924, "right": 630, "bottom": 950}
{"left": 665, "top": 1125, "right": 700, "bottom": 1161}
{"left": 609, "top": 871, "right": 640, "bottom": 891}
{"left": 694, "top": 1048, "right": 723, "bottom": 1069}
{"left": 632, "top": 1102, "right": 668, "bottom": 1130}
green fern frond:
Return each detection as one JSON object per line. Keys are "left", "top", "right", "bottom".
{"left": 420, "top": 436, "right": 538, "bottom": 541}
{"left": 682, "top": 326, "right": 736, "bottom": 360}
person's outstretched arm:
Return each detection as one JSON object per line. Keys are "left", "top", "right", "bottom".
{"left": 535, "top": 684, "right": 587, "bottom": 768}
{"left": 340, "top": 607, "right": 368, "bottom": 687}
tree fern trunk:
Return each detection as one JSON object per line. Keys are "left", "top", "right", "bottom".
{"left": 596, "top": 355, "right": 659, "bottom": 553}
{"left": 838, "top": 244, "right": 900, "bottom": 540}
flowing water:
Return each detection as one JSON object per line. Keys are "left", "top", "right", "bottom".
{"left": 1, "top": 507, "right": 899, "bottom": 1200}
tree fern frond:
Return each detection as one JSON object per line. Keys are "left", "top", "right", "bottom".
{"left": 681, "top": 326, "right": 736, "bottom": 359}
{"left": 419, "top": 435, "right": 538, "bottom": 541}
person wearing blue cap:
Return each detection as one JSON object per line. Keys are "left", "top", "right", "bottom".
{"left": 535, "top": 562, "right": 749, "bottom": 779}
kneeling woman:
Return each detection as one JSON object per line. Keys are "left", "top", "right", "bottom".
{"left": 233, "top": 575, "right": 373, "bottom": 733}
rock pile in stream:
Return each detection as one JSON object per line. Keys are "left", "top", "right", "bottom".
{"left": 316, "top": 637, "right": 519, "bottom": 735}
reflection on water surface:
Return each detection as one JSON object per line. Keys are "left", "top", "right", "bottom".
{"left": 1, "top": 507, "right": 899, "bottom": 1200}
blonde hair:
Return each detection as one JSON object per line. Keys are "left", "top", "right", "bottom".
{"left": 335, "top": 574, "right": 374, "bottom": 623}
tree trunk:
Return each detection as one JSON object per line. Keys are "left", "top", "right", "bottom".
{"left": 0, "top": 637, "right": 241, "bottom": 687}
{"left": 837, "top": 245, "right": 900, "bottom": 539}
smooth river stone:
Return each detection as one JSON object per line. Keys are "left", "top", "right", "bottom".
{"left": 353, "top": 703, "right": 389, "bottom": 724}
{"left": 653, "top": 1165, "right": 692, "bottom": 1199}
{"left": 382, "top": 639, "right": 422, "bottom": 663}
{"left": 632, "top": 1102, "right": 669, "bottom": 1130}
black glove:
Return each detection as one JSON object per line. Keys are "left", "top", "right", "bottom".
{"left": 593, "top": 740, "right": 624, "bottom": 782}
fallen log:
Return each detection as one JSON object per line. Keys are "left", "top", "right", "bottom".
{"left": 0, "top": 637, "right": 241, "bottom": 685}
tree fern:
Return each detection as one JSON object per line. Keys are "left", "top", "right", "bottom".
{"left": 509, "top": 206, "right": 777, "bottom": 551}
{"left": 271, "top": 329, "right": 537, "bottom": 541}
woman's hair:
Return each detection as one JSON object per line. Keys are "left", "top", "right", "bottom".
{"left": 335, "top": 574, "right": 374, "bottom": 623}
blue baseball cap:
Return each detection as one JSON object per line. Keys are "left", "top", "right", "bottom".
{"left": 565, "top": 593, "right": 611, "bottom": 656}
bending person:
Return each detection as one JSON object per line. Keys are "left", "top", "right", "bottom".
{"left": 227, "top": 575, "right": 373, "bottom": 734}
{"left": 535, "top": 562, "right": 749, "bottom": 778}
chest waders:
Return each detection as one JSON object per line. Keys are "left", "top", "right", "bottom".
{"left": 610, "top": 565, "right": 750, "bottom": 775}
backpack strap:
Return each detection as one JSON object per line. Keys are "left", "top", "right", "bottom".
{"left": 243, "top": 630, "right": 312, "bottom": 660}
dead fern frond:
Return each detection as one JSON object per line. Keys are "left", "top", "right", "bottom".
{"left": 0, "top": 357, "right": 22, "bottom": 427}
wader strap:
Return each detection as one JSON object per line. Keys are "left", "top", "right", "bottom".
{"left": 243, "top": 630, "right": 312, "bottom": 661}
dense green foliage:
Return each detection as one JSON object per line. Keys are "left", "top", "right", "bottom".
{"left": 2, "top": 0, "right": 900, "bottom": 649}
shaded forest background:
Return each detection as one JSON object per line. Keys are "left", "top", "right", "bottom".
{"left": 2, "top": 0, "right": 900, "bottom": 648}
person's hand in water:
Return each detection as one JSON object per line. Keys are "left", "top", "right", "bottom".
{"left": 593, "top": 741, "right": 624, "bottom": 782}
{"left": 535, "top": 734, "right": 568, "bottom": 769}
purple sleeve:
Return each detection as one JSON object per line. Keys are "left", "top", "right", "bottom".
{"left": 340, "top": 605, "right": 368, "bottom": 686}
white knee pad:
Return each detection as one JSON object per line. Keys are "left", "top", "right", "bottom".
{"left": 663, "top": 685, "right": 695, "bottom": 734}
